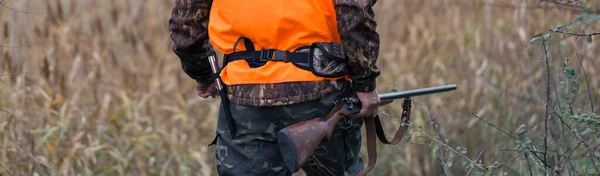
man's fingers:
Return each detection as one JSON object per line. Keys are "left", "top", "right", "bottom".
{"left": 196, "top": 82, "right": 220, "bottom": 98}
{"left": 366, "top": 103, "right": 379, "bottom": 116}
{"left": 199, "top": 93, "right": 211, "bottom": 98}
{"left": 210, "top": 90, "right": 218, "bottom": 98}
{"left": 199, "top": 88, "right": 215, "bottom": 97}
{"left": 352, "top": 90, "right": 380, "bottom": 118}
{"left": 364, "top": 106, "right": 377, "bottom": 117}
{"left": 350, "top": 109, "right": 368, "bottom": 118}
{"left": 196, "top": 87, "right": 206, "bottom": 95}
{"left": 210, "top": 87, "right": 219, "bottom": 98}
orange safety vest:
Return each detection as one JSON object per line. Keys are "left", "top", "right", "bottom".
{"left": 208, "top": 0, "right": 343, "bottom": 85}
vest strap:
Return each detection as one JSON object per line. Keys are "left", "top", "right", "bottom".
{"left": 226, "top": 37, "right": 311, "bottom": 68}
{"left": 226, "top": 49, "right": 310, "bottom": 67}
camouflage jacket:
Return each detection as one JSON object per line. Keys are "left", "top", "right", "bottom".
{"left": 168, "top": 0, "right": 380, "bottom": 106}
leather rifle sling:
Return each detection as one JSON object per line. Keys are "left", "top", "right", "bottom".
{"left": 375, "top": 98, "right": 412, "bottom": 145}
{"left": 356, "top": 98, "right": 412, "bottom": 176}
{"left": 356, "top": 116, "right": 377, "bottom": 176}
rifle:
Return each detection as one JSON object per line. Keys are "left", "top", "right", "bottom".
{"left": 208, "top": 54, "right": 236, "bottom": 138}
{"left": 277, "top": 84, "right": 457, "bottom": 175}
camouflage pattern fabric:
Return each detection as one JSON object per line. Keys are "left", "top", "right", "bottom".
{"left": 311, "top": 42, "right": 349, "bottom": 78}
{"left": 226, "top": 79, "right": 349, "bottom": 107}
{"left": 213, "top": 90, "right": 364, "bottom": 176}
{"left": 334, "top": 0, "right": 381, "bottom": 93}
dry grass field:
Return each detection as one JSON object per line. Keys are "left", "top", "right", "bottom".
{"left": 1, "top": 0, "right": 599, "bottom": 175}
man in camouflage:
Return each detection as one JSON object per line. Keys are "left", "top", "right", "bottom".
{"left": 168, "top": 0, "right": 381, "bottom": 175}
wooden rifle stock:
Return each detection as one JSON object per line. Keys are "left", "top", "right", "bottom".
{"left": 277, "top": 104, "right": 349, "bottom": 172}
{"left": 277, "top": 84, "right": 457, "bottom": 175}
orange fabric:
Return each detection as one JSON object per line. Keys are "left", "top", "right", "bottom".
{"left": 208, "top": 0, "right": 343, "bottom": 85}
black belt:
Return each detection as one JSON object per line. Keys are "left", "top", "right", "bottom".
{"left": 224, "top": 37, "right": 311, "bottom": 68}
{"left": 226, "top": 49, "right": 310, "bottom": 67}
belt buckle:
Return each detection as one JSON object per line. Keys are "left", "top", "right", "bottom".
{"left": 272, "top": 50, "right": 288, "bottom": 61}
{"left": 259, "top": 49, "right": 274, "bottom": 62}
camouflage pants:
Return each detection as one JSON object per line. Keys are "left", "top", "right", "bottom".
{"left": 212, "top": 90, "right": 364, "bottom": 176}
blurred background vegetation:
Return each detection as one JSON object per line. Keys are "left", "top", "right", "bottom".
{"left": 1, "top": 0, "right": 599, "bottom": 175}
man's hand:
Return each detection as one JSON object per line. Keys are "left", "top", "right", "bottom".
{"left": 196, "top": 81, "right": 218, "bottom": 98}
{"left": 349, "top": 90, "right": 380, "bottom": 118}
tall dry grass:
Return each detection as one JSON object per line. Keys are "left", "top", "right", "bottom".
{"left": 1, "top": 0, "right": 599, "bottom": 175}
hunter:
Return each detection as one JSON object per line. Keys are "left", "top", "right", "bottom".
{"left": 168, "top": 0, "right": 381, "bottom": 175}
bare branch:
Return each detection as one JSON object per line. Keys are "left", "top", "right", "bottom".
{"left": 475, "top": 1, "right": 599, "bottom": 14}
{"left": 540, "top": 0, "right": 583, "bottom": 8}
{"left": 527, "top": 157, "right": 534, "bottom": 176}
{"left": 577, "top": 54, "right": 595, "bottom": 113}
{"left": 540, "top": 0, "right": 600, "bottom": 14}
{"left": 497, "top": 153, "right": 525, "bottom": 170}
{"left": 499, "top": 148, "right": 545, "bottom": 155}
{"left": 425, "top": 98, "right": 449, "bottom": 175}
{"left": 415, "top": 130, "right": 486, "bottom": 170}
{"left": 472, "top": 113, "right": 518, "bottom": 140}
{"left": 550, "top": 29, "right": 600, "bottom": 37}
{"left": 561, "top": 140, "right": 584, "bottom": 168}
{"left": 424, "top": 99, "right": 447, "bottom": 138}
{"left": 584, "top": 160, "right": 592, "bottom": 175}
{"left": 522, "top": 117, "right": 544, "bottom": 134}
{"left": 466, "top": 150, "right": 485, "bottom": 176}
{"left": 542, "top": 39, "right": 551, "bottom": 168}
{"left": 550, "top": 109, "right": 600, "bottom": 165}
{"left": 528, "top": 148, "right": 556, "bottom": 172}
{"left": 431, "top": 95, "right": 452, "bottom": 122}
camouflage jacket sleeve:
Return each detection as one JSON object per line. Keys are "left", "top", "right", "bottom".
{"left": 169, "top": 0, "right": 215, "bottom": 84}
{"left": 334, "top": 0, "right": 381, "bottom": 92}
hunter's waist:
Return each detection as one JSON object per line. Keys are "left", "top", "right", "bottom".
{"left": 226, "top": 79, "right": 350, "bottom": 107}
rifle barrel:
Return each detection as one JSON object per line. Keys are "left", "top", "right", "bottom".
{"left": 378, "top": 84, "right": 457, "bottom": 101}
{"left": 208, "top": 55, "right": 224, "bottom": 90}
